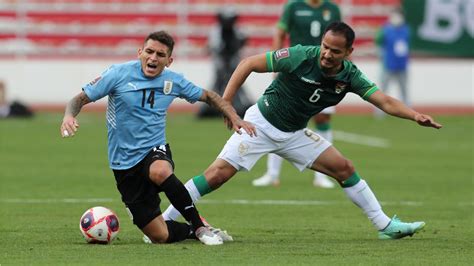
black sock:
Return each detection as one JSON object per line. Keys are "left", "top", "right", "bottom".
{"left": 165, "top": 220, "right": 194, "bottom": 243}
{"left": 161, "top": 174, "right": 205, "bottom": 231}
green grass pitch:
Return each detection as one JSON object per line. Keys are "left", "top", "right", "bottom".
{"left": 0, "top": 112, "right": 472, "bottom": 265}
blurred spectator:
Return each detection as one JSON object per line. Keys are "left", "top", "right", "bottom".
{"left": 374, "top": 8, "right": 411, "bottom": 117}
{"left": 197, "top": 8, "right": 253, "bottom": 118}
{"left": 0, "top": 80, "right": 34, "bottom": 118}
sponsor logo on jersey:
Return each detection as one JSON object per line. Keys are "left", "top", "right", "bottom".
{"left": 300, "top": 77, "right": 321, "bottom": 85}
{"left": 335, "top": 82, "right": 347, "bottom": 94}
{"left": 88, "top": 76, "right": 101, "bottom": 86}
{"left": 164, "top": 81, "right": 173, "bottom": 94}
{"left": 323, "top": 10, "right": 331, "bottom": 21}
{"left": 274, "top": 48, "right": 290, "bottom": 60}
{"left": 295, "top": 10, "right": 313, "bottom": 16}
{"left": 127, "top": 82, "right": 138, "bottom": 90}
{"left": 264, "top": 98, "right": 270, "bottom": 107}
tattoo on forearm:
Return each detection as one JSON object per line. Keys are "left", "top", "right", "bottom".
{"left": 205, "top": 91, "right": 236, "bottom": 118}
{"left": 65, "top": 93, "right": 90, "bottom": 117}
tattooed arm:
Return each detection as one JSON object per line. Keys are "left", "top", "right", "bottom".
{"left": 199, "top": 89, "right": 256, "bottom": 137}
{"left": 60, "top": 91, "right": 92, "bottom": 137}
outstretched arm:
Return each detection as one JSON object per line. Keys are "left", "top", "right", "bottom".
{"left": 199, "top": 89, "right": 256, "bottom": 137}
{"left": 368, "top": 90, "right": 442, "bottom": 129}
{"left": 60, "top": 91, "right": 92, "bottom": 137}
{"left": 222, "top": 53, "right": 268, "bottom": 102}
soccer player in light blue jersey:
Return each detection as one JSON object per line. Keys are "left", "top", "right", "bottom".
{"left": 163, "top": 22, "right": 442, "bottom": 240}
{"left": 60, "top": 31, "right": 256, "bottom": 245}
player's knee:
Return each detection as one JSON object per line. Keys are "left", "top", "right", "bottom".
{"left": 149, "top": 168, "right": 173, "bottom": 185}
{"left": 147, "top": 231, "right": 169, "bottom": 244}
{"left": 336, "top": 159, "right": 355, "bottom": 180}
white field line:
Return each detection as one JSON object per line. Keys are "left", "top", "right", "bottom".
{"left": 199, "top": 199, "right": 424, "bottom": 206}
{"left": 333, "top": 130, "right": 391, "bottom": 148}
{"left": 0, "top": 198, "right": 424, "bottom": 207}
{"left": 1, "top": 198, "right": 471, "bottom": 206}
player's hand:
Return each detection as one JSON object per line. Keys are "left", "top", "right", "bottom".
{"left": 414, "top": 113, "right": 442, "bottom": 129}
{"left": 224, "top": 116, "right": 257, "bottom": 137}
{"left": 61, "top": 116, "right": 79, "bottom": 137}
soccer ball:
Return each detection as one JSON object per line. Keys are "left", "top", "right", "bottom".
{"left": 79, "top": 206, "right": 120, "bottom": 244}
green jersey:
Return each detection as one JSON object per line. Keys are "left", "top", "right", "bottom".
{"left": 257, "top": 45, "right": 378, "bottom": 132}
{"left": 278, "top": 0, "right": 341, "bottom": 46}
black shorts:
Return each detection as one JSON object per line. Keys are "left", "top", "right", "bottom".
{"left": 113, "top": 144, "right": 175, "bottom": 229}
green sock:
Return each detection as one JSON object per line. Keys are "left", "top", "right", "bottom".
{"left": 316, "top": 122, "right": 331, "bottom": 131}
{"left": 341, "top": 172, "right": 361, "bottom": 188}
{"left": 192, "top": 174, "right": 212, "bottom": 196}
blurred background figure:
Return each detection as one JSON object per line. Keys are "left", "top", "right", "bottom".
{"left": 197, "top": 8, "right": 253, "bottom": 118}
{"left": 0, "top": 80, "right": 34, "bottom": 119}
{"left": 374, "top": 8, "right": 411, "bottom": 118}
{"left": 252, "top": 0, "right": 341, "bottom": 188}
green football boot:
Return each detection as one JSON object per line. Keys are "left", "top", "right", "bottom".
{"left": 378, "top": 215, "right": 425, "bottom": 240}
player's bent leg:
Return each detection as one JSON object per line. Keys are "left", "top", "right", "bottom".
{"left": 162, "top": 159, "right": 237, "bottom": 223}
{"left": 148, "top": 157, "right": 208, "bottom": 233}
{"left": 310, "top": 146, "right": 354, "bottom": 184}
{"left": 203, "top": 158, "right": 238, "bottom": 190}
{"left": 310, "top": 147, "right": 392, "bottom": 233}
{"left": 148, "top": 160, "right": 174, "bottom": 185}
{"left": 142, "top": 214, "right": 223, "bottom": 245}
{"left": 141, "top": 214, "right": 170, "bottom": 244}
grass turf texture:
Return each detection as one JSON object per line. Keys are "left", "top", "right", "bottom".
{"left": 0, "top": 112, "right": 472, "bottom": 265}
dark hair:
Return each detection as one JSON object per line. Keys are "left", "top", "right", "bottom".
{"left": 323, "top": 21, "right": 355, "bottom": 48}
{"left": 144, "top": 31, "right": 175, "bottom": 55}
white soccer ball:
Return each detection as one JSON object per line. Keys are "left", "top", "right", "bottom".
{"left": 79, "top": 206, "right": 120, "bottom": 244}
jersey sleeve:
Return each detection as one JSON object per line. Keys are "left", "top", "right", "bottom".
{"left": 351, "top": 69, "right": 379, "bottom": 100}
{"left": 276, "top": 1, "right": 292, "bottom": 32}
{"left": 83, "top": 65, "right": 119, "bottom": 102}
{"left": 266, "top": 45, "right": 307, "bottom": 73}
{"left": 176, "top": 74, "right": 203, "bottom": 103}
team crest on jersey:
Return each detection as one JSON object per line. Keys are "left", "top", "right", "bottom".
{"left": 335, "top": 82, "right": 347, "bottom": 94}
{"left": 88, "top": 76, "right": 101, "bottom": 86}
{"left": 163, "top": 80, "right": 173, "bottom": 95}
{"left": 274, "top": 48, "right": 290, "bottom": 61}
{"left": 323, "top": 10, "right": 331, "bottom": 21}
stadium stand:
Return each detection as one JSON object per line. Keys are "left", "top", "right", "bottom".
{"left": 0, "top": 0, "right": 400, "bottom": 58}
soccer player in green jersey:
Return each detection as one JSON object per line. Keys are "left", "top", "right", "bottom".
{"left": 253, "top": 0, "right": 341, "bottom": 188}
{"left": 163, "top": 22, "right": 442, "bottom": 240}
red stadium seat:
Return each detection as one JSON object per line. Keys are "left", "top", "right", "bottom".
{"left": 0, "top": 0, "right": 399, "bottom": 58}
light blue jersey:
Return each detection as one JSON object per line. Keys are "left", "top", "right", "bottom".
{"left": 83, "top": 60, "right": 203, "bottom": 170}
